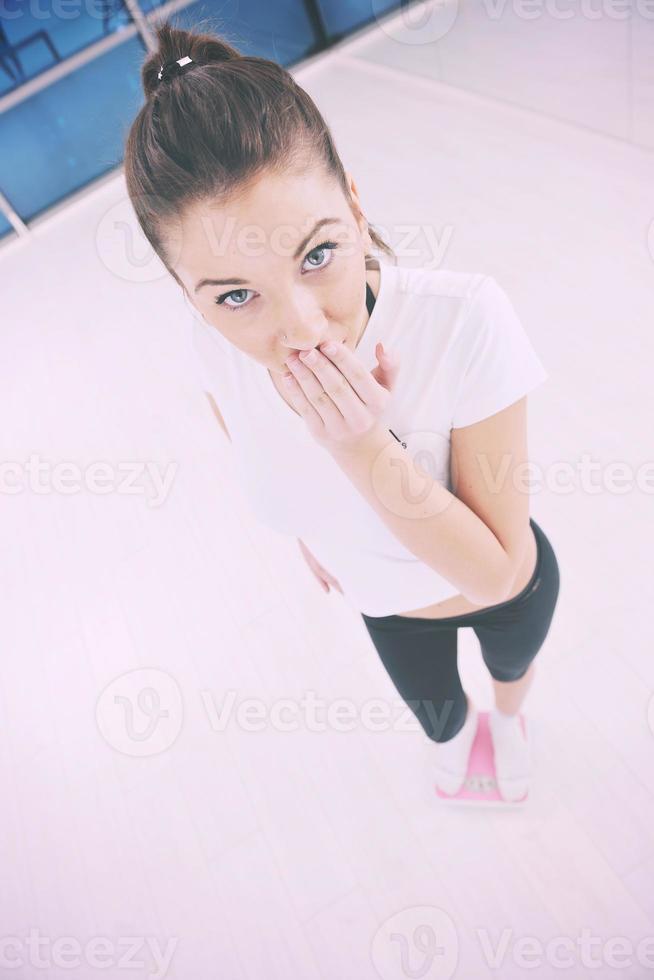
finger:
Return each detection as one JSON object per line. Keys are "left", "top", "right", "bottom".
{"left": 377, "top": 342, "right": 393, "bottom": 365}
{"left": 377, "top": 342, "right": 396, "bottom": 375}
{"left": 317, "top": 341, "right": 386, "bottom": 415}
{"left": 280, "top": 369, "right": 324, "bottom": 428}
{"left": 378, "top": 342, "right": 400, "bottom": 377}
{"left": 371, "top": 344, "right": 400, "bottom": 392}
{"left": 286, "top": 353, "right": 348, "bottom": 427}
{"left": 295, "top": 347, "right": 371, "bottom": 427}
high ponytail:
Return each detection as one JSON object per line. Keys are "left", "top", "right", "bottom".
{"left": 141, "top": 19, "right": 242, "bottom": 99}
{"left": 124, "top": 16, "right": 396, "bottom": 290}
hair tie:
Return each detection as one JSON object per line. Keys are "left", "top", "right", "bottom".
{"left": 157, "top": 55, "right": 194, "bottom": 83}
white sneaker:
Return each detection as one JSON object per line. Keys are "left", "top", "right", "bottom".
{"left": 489, "top": 708, "right": 531, "bottom": 802}
{"left": 434, "top": 697, "right": 478, "bottom": 795}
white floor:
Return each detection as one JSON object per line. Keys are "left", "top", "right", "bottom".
{"left": 2, "top": 4, "right": 654, "bottom": 979}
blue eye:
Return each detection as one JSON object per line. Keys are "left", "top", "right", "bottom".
{"left": 214, "top": 241, "right": 339, "bottom": 312}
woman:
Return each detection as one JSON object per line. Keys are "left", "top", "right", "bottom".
{"left": 124, "top": 19, "right": 560, "bottom": 804}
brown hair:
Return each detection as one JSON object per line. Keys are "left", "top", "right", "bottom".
{"left": 123, "top": 17, "right": 396, "bottom": 293}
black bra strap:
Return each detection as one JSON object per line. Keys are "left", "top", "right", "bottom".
{"left": 365, "top": 282, "right": 376, "bottom": 316}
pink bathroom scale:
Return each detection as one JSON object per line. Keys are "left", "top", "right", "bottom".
{"left": 435, "top": 710, "right": 529, "bottom": 806}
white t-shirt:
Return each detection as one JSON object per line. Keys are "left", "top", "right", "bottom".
{"left": 190, "top": 257, "right": 549, "bottom": 616}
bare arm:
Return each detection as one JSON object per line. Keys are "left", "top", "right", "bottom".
{"left": 204, "top": 391, "right": 231, "bottom": 443}
{"left": 328, "top": 423, "right": 516, "bottom": 608}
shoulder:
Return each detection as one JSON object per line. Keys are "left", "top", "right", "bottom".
{"left": 396, "top": 267, "right": 527, "bottom": 355}
{"left": 390, "top": 264, "right": 494, "bottom": 341}
{"left": 388, "top": 264, "right": 492, "bottom": 353}
{"left": 394, "top": 265, "right": 521, "bottom": 323}
{"left": 395, "top": 263, "right": 486, "bottom": 303}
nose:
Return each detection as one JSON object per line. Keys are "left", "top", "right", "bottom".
{"left": 280, "top": 322, "right": 328, "bottom": 353}
{"left": 278, "top": 290, "right": 328, "bottom": 351}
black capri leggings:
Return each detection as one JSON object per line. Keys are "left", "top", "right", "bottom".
{"left": 361, "top": 517, "right": 560, "bottom": 744}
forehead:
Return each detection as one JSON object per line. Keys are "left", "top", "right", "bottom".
{"left": 171, "top": 169, "right": 350, "bottom": 287}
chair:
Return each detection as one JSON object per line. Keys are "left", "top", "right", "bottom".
{"left": 0, "top": 21, "right": 61, "bottom": 88}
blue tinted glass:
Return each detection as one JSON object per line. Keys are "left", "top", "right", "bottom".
{"left": 0, "top": 35, "right": 144, "bottom": 222}
{"left": 0, "top": 0, "right": 133, "bottom": 96}
{"left": 150, "top": 0, "right": 317, "bottom": 65}
{"left": 318, "top": 0, "right": 399, "bottom": 36}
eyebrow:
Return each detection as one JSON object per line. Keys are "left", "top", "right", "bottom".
{"left": 193, "top": 217, "right": 342, "bottom": 294}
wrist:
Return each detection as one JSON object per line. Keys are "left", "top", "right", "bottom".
{"left": 329, "top": 422, "right": 395, "bottom": 462}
